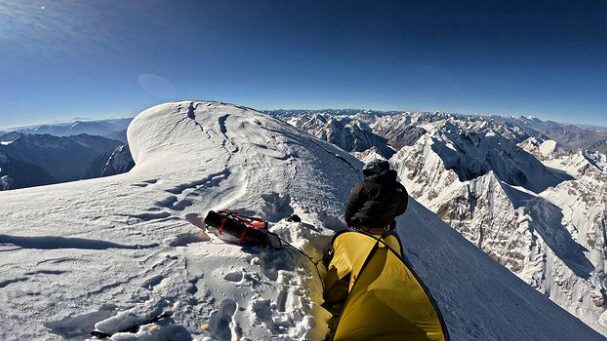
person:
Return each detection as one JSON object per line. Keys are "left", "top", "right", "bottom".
{"left": 321, "top": 161, "right": 413, "bottom": 339}
{"left": 344, "top": 159, "right": 408, "bottom": 234}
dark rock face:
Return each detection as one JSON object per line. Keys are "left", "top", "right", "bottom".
{"left": 101, "top": 144, "right": 135, "bottom": 176}
{"left": 0, "top": 151, "right": 55, "bottom": 190}
{"left": 86, "top": 144, "right": 135, "bottom": 178}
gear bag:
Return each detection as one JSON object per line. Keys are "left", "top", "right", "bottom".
{"left": 204, "top": 210, "right": 281, "bottom": 248}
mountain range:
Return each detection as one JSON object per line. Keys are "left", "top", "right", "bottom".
{"left": 0, "top": 118, "right": 138, "bottom": 191}
{"left": 271, "top": 109, "right": 607, "bottom": 335}
{"left": 0, "top": 133, "right": 125, "bottom": 190}
{"left": 0, "top": 101, "right": 603, "bottom": 340}
{"left": 1, "top": 107, "right": 606, "bottom": 336}
{"left": 1, "top": 118, "right": 131, "bottom": 140}
{"left": 268, "top": 110, "right": 607, "bottom": 154}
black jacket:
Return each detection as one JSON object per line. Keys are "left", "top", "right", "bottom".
{"left": 344, "top": 169, "right": 408, "bottom": 228}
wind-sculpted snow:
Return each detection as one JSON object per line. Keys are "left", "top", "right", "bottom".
{"left": 0, "top": 101, "right": 603, "bottom": 340}
{"left": 127, "top": 101, "right": 359, "bottom": 218}
{"left": 0, "top": 101, "right": 359, "bottom": 340}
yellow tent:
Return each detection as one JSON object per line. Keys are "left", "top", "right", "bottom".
{"left": 323, "top": 230, "right": 450, "bottom": 341}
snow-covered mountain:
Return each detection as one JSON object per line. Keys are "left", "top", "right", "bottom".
{"left": 0, "top": 133, "right": 123, "bottom": 190}
{"left": 2, "top": 118, "right": 132, "bottom": 139}
{"left": 0, "top": 101, "right": 603, "bottom": 340}
{"left": 270, "top": 111, "right": 395, "bottom": 158}
{"left": 273, "top": 109, "right": 607, "bottom": 335}
{"left": 442, "top": 114, "right": 607, "bottom": 154}
{"left": 391, "top": 123, "right": 607, "bottom": 334}
{"left": 506, "top": 116, "right": 607, "bottom": 154}
{"left": 270, "top": 109, "right": 607, "bottom": 154}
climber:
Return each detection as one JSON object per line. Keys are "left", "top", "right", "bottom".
{"left": 320, "top": 160, "right": 448, "bottom": 340}
{"left": 344, "top": 159, "right": 408, "bottom": 234}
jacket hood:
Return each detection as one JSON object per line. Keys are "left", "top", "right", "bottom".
{"left": 365, "top": 169, "right": 397, "bottom": 184}
{"left": 363, "top": 159, "right": 390, "bottom": 177}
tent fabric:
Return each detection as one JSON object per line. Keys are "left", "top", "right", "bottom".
{"left": 324, "top": 230, "right": 449, "bottom": 341}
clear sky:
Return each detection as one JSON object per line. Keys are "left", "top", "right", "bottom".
{"left": 0, "top": 0, "right": 606, "bottom": 128}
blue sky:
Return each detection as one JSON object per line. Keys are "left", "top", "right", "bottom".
{"left": 0, "top": 0, "right": 606, "bottom": 128}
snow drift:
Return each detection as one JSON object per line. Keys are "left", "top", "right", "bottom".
{"left": 0, "top": 101, "right": 603, "bottom": 340}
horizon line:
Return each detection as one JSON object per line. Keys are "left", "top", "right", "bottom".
{"left": 1, "top": 102, "right": 606, "bottom": 130}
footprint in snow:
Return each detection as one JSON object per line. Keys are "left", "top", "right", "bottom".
{"left": 131, "top": 179, "right": 160, "bottom": 188}
{"left": 223, "top": 270, "right": 244, "bottom": 283}
{"left": 209, "top": 299, "right": 238, "bottom": 341}
{"left": 45, "top": 306, "right": 117, "bottom": 339}
{"left": 141, "top": 275, "right": 164, "bottom": 290}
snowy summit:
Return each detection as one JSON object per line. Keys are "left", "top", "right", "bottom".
{"left": 0, "top": 101, "right": 603, "bottom": 340}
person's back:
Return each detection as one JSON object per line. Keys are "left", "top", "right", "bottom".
{"left": 323, "top": 162, "right": 448, "bottom": 340}
{"left": 345, "top": 159, "right": 408, "bottom": 232}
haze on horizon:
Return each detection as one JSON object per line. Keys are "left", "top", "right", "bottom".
{"left": 0, "top": 0, "right": 606, "bottom": 127}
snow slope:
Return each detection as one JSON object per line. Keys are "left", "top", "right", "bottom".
{"left": 0, "top": 101, "right": 603, "bottom": 340}
{"left": 0, "top": 101, "right": 358, "bottom": 341}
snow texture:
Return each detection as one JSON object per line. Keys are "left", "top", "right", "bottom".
{"left": 0, "top": 101, "right": 603, "bottom": 340}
